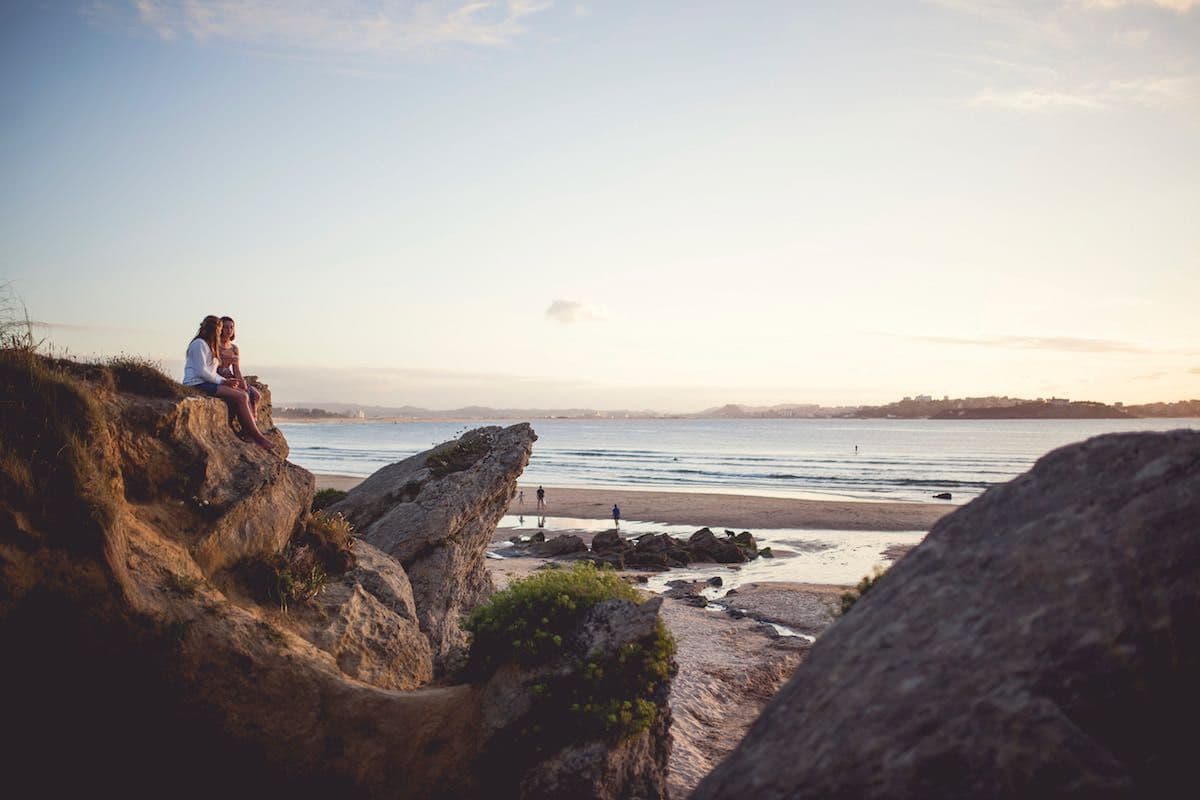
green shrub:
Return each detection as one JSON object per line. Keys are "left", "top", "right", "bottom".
{"left": 311, "top": 488, "right": 347, "bottom": 511}
{"left": 464, "top": 562, "right": 676, "bottom": 742}
{"left": 839, "top": 566, "right": 887, "bottom": 615}
{"left": 464, "top": 561, "right": 643, "bottom": 674}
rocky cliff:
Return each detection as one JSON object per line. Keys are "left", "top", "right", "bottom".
{"left": 692, "top": 430, "right": 1200, "bottom": 799}
{"left": 0, "top": 352, "right": 673, "bottom": 799}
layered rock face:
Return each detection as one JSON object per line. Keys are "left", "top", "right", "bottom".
{"left": 330, "top": 424, "right": 536, "bottom": 668}
{"left": 692, "top": 430, "right": 1200, "bottom": 800}
{"left": 1, "top": 355, "right": 670, "bottom": 799}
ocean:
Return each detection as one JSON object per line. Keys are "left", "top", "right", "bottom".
{"left": 278, "top": 417, "right": 1199, "bottom": 504}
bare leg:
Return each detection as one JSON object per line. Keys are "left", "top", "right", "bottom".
{"left": 247, "top": 385, "right": 262, "bottom": 418}
{"left": 216, "top": 385, "right": 274, "bottom": 451}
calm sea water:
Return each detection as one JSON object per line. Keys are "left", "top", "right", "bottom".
{"left": 278, "top": 418, "right": 1198, "bottom": 504}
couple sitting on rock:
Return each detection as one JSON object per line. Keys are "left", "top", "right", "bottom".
{"left": 182, "top": 315, "right": 274, "bottom": 452}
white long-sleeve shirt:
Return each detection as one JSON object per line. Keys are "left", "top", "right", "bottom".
{"left": 182, "top": 338, "right": 225, "bottom": 386}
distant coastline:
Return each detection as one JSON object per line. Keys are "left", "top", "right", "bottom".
{"left": 275, "top": 395, "right": 1200, "bottom": 422}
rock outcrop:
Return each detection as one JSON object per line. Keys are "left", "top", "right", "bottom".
{"left": 692, "top": 430, "right": 1200, "bottom": 800}
{"left": 0, "top": 354, "right": 671, "bottom": 799}
{"left": 329, "top": 424, "right": 536, "bottom": 668}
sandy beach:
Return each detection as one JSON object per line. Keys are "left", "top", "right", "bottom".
{"left": 315, "top": 475, "right": 953, "bottom": 532}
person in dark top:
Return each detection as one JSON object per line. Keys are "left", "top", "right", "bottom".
{"left": 612, "top": 503, "right": 621, "bottom": 528}
{"left": 536, "top": 485, "right": 546, "bottom": 511}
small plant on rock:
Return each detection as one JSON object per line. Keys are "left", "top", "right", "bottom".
{"left": 464, "top": 562, "right": 676, "bottom": 743}
{"left": 311, "top": 488, "right": 347, "bottom": 512}
{"left": 839, "top": 565, "right": 888, "bottom": 615}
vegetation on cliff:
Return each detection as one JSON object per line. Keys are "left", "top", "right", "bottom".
{"left": 464, "top": 562, "right": 676, "bottom": 741}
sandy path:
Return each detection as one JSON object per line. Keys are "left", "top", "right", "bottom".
{"left": 317, "top": 475, "right": 952, "bottom": 532}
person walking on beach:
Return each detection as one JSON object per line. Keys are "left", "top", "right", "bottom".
{"left": 612, "top": 503, "right": 621, "bottom": 528}
{"left": 536, "top": 485, "right": 546, "bottom": 511}
{"left": 217, "top": 316, "right": 261, "bottom": 418}
{"left": 182, "top": 316, "right": 274, "bottom": 452}
{"left": 518, "top": 489, "right": 524, "bottom": 506}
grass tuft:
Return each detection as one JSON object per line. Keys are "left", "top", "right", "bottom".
{"left": 839, "top": 565, "right": 888, "bottom": 615}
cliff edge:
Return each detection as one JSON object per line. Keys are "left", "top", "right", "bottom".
{"left": 0, "top": 351, "right": 673, "bottom": 799}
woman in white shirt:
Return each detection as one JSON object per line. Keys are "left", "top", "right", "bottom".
{"left": 183, "top": 315, "right": 274, "bottom": 452}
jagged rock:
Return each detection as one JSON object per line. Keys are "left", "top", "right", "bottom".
{"left": 693, "top": 430, "right": 1200, "bottom": 800}
{"left": 733, "top": 532, "right": 756, "bottom": 551}
{"left": 932, "top": 491, "right": 952, "bottom": 500}
{"left": 532, "top": 531, "right": 546, "bottom": 542}
{"left": 591, "top": 529, "right": 630, "bottom": 555}
{"left": 706, "top": 576, "right": 723, "bottom": 588}
{"left": 303, "top": 540, "right": 433, "bottom": 690}
{"left": 329, "top": 424, "right": 536, "bottom": 668}
{"left": 688, "top": 528, "right": 747, "bottom": 564}
{"left": 532, "top": 534, "right": 587, "bottom": 557}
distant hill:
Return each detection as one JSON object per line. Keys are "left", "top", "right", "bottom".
{"left": 931, "top": 401, "right": 1132, "bottom": 420}
{"left": 276, "top": 396, "right": 1199, "bottom": 422}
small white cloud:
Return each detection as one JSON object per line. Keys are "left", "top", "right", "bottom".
{"left": 545, "top": 299, "right": 603, "bottom": 324}
{"left": 1113, "top": 28, "right": 1151, "bottom": 46}
{"left": 970, "top": 87, "right": 1106, "bottom": 111}
{"left": 100, "top": 0, "right": 554, "bottom": 53}
{"left": 1082, "top": 0, "right": 1200, "bottom": 11}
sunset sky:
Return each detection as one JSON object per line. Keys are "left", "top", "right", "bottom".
{"left": 3, "top": 1, "right": 1198, "bottom": 411}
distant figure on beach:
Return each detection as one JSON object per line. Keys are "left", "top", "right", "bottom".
{"left": 855, "top": 445, "right": 859, "bottom": 454}
{"left": 536, "top": 485, "right": 546, "bottom": 511}
{"left": 518, "top": 489, "right": 524, "bottom": 506}
{"left": 612, "top": 503, "right": 621, "bottom": 528}
{"left": 182, "top": 315, "right": 274, "bottom": 453}
{"left": 217, "top": 316, "right": 261, "bottom": 417}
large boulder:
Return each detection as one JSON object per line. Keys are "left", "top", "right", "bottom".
{"left": 121, "top": 379, "right": 310, "bottom": 575}
{"left": 302, "top": 540, "right": 434, "bottom": 689}
{"left": 329, "top": 424, "right": 536, "bottom": 668}
{"left": 687, "top": 528, "right": 747, "bottom": 564}
{"left": 692, "top": 430, "right": 1200, "bottom": 800}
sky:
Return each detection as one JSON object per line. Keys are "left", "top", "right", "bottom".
{"left": 2, "top": 0, "right": 1198, "bottom": 411}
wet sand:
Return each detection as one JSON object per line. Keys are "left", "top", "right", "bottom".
{"left": 315, "top": 475, "right": 953, "bottom": 532}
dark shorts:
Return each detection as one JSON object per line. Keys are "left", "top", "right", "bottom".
{"left": 192, "top": 381, "right": 221, "bottom": 396}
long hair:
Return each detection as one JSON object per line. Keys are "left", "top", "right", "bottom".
{"left": 193, "top": 315, "right": 221, "bottom": 358}
{"left": 219, "top": 315, "right": 236, "bottom": 343}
